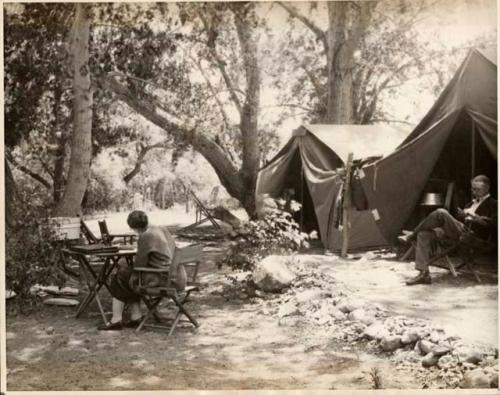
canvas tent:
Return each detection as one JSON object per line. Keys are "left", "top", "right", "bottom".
{"left": 256, "top": 124, "right": 409, "bottom": 251}
{"left": 358, "top": 48, "right": 497, "bottom": 243}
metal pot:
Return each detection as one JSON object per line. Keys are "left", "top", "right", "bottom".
{"left": 420, "top": 192, "right": 444, "bottom": 206}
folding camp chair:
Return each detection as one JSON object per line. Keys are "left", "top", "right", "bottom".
{"left": 180, "top": 191, "right": 220, "bottom": 232}
{"left": 98, "top": 219, "right": 136, "bottom": 245}
{"left": 80, "top": 220, "right": 101, "bottom": 244}
{"left": 133, "top": 244, "right": 203, "bottom": 335}
{"left": 427, "top": 225, "right": 496, "bottom": 283}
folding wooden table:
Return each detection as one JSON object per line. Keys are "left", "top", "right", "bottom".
{"left": 66, "top": 245, "right": 136, "bottom": 323}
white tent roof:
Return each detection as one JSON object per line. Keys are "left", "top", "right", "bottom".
{"left": 303, "top": 124, "right": 411, "bottom": 162}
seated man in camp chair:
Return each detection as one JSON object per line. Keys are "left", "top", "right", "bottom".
{"left": 398, "top": 175, "right": 497, "bottom": 286}
{"left": 98, "top": 210, "right": 187, "bottom": 330}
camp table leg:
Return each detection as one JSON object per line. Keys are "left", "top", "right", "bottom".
{"left": 78, "top": 262, "right": 108, "bottom": 323}
{"left": 75, "top": 256, "right": 119, "bottom": 320}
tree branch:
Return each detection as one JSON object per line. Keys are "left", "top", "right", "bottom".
{"left": 277, "top": 1, "right": 328, "bottom": 53}
{"left": 198, "top": 11, "right": 243, "bottom": 115}
{"left": 123, "top": 141, "right": 169, "bottom": 184}
{"left": 6, "top": 151, "right": 52, "bottom": 190}
{"left": 99, "top": 73, "right": 245, "bottom": 200}
{"left": 193, "top": 58, "right": 232, "bottom": 131}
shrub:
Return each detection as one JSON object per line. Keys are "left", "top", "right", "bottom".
{"left": 220, "top": 199, "right": 317, "bottom": 271}
{"left": 6, "top": 193, "right": 65, "bottom": 313}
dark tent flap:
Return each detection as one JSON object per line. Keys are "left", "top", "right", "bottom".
{"left": 298, "top": 137, "right": 342, "bottom": 247}
{"left": 256, "top": 139, "right": 299, "bottom": 198}
{"left": 359, "top": 113, "right": 460, "bottom": 242}
{"left": 468, "top": 110, "right": 497, "bottom": 159}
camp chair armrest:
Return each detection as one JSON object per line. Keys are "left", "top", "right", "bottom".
{"left": 132, "top": 267, "right": 170, "bottom": 273}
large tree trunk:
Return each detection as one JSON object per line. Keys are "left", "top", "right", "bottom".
{"left": 54, "top": 3, "right": 93, "bottom": 216}
{"left": 52, "top": 84, "right": 67, "bottom": 203}
{"left": 233, "top": 5, "right": 261, "bottom": 216}
{"left": 326, "top": 2, "right": 373, "bottom": 123}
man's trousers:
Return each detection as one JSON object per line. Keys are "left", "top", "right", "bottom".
{"left": 413, "top": 208, "right": 465, "bottom": 271}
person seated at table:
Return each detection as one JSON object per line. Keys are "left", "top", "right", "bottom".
{"left": 98, "top": 210, "right": 187, "bottom": 330}
{"left": 398, "top": 175, "right": 497, "bottom": 286}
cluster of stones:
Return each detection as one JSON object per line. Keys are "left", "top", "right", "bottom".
{"left": 250, "top": 257, "right": 498, "bottom": 388}
{"left": 250, "top": 256, "right": 498, "bottom": 389}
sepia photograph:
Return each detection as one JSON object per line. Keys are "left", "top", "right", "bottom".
{"left": 2, "top": 0, "right": 498, "bottom": 392}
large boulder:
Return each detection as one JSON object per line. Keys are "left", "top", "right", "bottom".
{"left": 401, "top": 330, "right": 420, "bottom": 345}
{"left": 422, "top": 352, "right": 440, "bottom": 367}
{"left": 363, "top": 323, "right": 387, "bottom": 341}
{"left": 461, "top": 369, "right": 491, "bottom": 388}
{"left": 380, "top": 335, "right": 402, "bottom": 352}
{"left": 253, "top": 256, "right": 296, "bottom": 293}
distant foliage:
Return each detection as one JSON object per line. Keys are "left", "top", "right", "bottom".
{"left": 220, "top": 199, "right": 317, "bottom": 271}
{"left": 83, "top": 172, "right": 135, "bottom": 213}
{"left": 6, "top": 193, "right": 65, "bottom": 313}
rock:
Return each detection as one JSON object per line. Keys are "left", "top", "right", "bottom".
{"left": 419, "top": 340, "right": 434, "bottom": 355}
{"left": 43, "top": 298, "right": 79, "bottom": 306}
{"left": 438, "top": 354, "right": 457, "bottom": 370}
{"left": 422, "top": 352, "right": 440, "bottom": 367}
{"left": 254, "top": 290, "right": 264, "bottom": 298}
{"left": 462, "top": 369, "right": 491, "bottom": 388}
{"left": 331, "top": 308, "right": 346, "bottom": 321}
{"left": 380, "top": 335, "right": 402, "bottom": 352}
{"left": 6, "top": 290, "right": 16, "bottom": 299}
{"left": 454, "top": 347, "right": 483, "bottom": 364}
{"left": 45, "top": 327, "right": 55, "bottom": 335}
{"left": 239, "top": 292, "right": 249, "bottom": 300}
{"left": 364, "top": 324, "right": 386, "bottom": 340}
{"left": 277, "top": 301, "right": 299, "bottom": 318}
{"left": 401, "top": 330, "right": 420, "bottom": 345}
{"left": 348, "top": 309, "right": 375, "bottom": 325}
{"left": 338, "top": 299, "right": 364, "bottom": 314}
{"left": 253, "top": 256, "right": 296, "bottom": 293}
{"left": 433, "top": 346, "right": 450, "bottom": 357}
{"left": 489, "top": 372, "right": 499, "bottom": 388}
{"left": 295, "top": 289, "right": 324, "bottom": 303}
{"left": 429, "top": 330, "right": 444, "bottom": 343}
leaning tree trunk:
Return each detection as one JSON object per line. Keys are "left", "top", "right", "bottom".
{"left": 326, "top": 2, "right": 373, "bottom": 124}
{"left": 54, "top": 3, "right": 93, "bottom": 216}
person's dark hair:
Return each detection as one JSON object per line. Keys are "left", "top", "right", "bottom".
{"left": 127, "top": 210, "right": 148, "bottom": 230}
{"left": 472, "top": 175, "right": 490, "bottom": 189}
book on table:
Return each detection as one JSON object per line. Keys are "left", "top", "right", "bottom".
{"left": 69, "top": 244, "right": 119, "bottom": 254}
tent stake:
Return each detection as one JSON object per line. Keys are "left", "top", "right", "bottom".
{"left": 341, "top": 153, "right": 354, "bottom": 258}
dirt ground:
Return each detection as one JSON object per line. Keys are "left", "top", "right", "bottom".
{"left": 5, "top": 233, "right": 498, "bottom": 391}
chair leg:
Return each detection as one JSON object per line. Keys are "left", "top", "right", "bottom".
{"left": 444, "top": 255, "right": 458, "bottom": 277}
{"left": 467, "top": 260, "right": 481, "bottom": 283}
{"left": 136, "top": 297, "right": 162, "bottom": 332}
{"left": 401, "top": 245, "right": 415, "bottom": 261}
{"left": 168, "top": 311, "right": 183, "bottom": 337}
{"left": 172, "top": 295, "right": 199, "bottom": 328}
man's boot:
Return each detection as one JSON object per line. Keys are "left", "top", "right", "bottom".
{"left": 405, "top": 270, "right": 432, "bottom": 286}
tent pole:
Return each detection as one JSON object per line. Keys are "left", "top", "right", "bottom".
{"left": 471, "top": 121, "right": 476, "bottom": 179}
{"left": 300, "top": 165, "right": 304, "bottom": 232}
{"left": 341, "top": 153, "right": 354, "bottom": 258}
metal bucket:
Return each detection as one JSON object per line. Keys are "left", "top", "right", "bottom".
{"left": 420, "top": 193, "right": 444, "bottom": 206}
